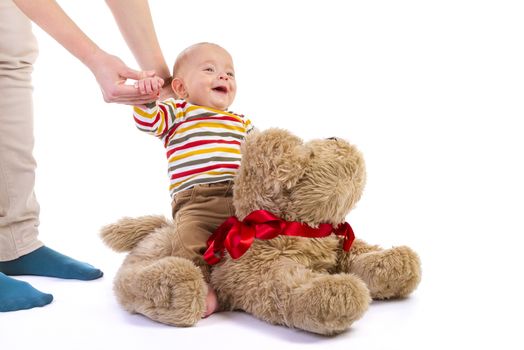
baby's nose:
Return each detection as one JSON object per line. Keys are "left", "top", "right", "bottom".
{"left": 218, "top": 72, "right": 229, "bottom": 80}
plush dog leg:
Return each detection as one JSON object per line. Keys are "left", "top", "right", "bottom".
{"left": 285, "top": 270, "right": 371, "bottom": 335}
{"left": 338, "top": 240, "right": 421, "bottom": 299}
{"left": 212, "top": 258, "right": 370, "bottom": 335}
{"left": 114, "top": 256, "right": 207, "bottom": 326}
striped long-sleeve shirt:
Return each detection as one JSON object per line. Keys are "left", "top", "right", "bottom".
{"left": 133, "top": 98, "right": 253, "bottom": 197}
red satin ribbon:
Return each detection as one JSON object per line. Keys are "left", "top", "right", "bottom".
{"left": 204, "top": 209, "right": 355, "bottom": 265}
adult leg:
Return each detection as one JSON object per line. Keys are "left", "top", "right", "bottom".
{"left": 0, "top": 0, "right": 53, "bottom": 311}
{"left": 0, "top": 0, "right": 41, "bottom": 262}
{"left": 0, "top": 0, "right": 101, "bottom": 285}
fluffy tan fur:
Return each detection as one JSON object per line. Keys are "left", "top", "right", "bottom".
{"left": 101, "top": 128, "right": 421, "bottom": 335}
{"left": 102, "top": 218, "right": 207, "bottom": 326}
{"left": 101, "top": 215, "right": 168, "bottom": 252}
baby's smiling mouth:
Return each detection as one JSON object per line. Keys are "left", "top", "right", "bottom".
{"left": 212, "top": 86, "right": 228, "bottom": 93}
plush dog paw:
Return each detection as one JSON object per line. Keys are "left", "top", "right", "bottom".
{"left": 352, "top": 246, "right": 421, "bottom": 299}
{"left": 288, "top": 273, "right": 371, "bottom": 335}
{"left": 114, "top": 256, "right": 207, "bottom": 326}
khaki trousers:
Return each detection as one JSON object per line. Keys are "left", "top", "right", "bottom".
{"left": 171, "top": 181, "right": 235, "bottom": 279}
{"left": 0, "top": 0, "right": 42, "bottom": 261}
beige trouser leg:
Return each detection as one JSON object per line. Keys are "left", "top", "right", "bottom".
{"left": 171, "top": 181, "right": 235, "bottom": 281}
{"left": 0, "top": 0, "right": 42, "bottom": 261}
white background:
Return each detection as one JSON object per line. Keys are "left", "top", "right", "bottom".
{"left": 1, "top": 0, "right": 523, "bottom": 349}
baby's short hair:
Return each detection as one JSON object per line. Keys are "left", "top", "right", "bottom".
{"left": 172, "top": 42, "right": 225, "bottom": 78}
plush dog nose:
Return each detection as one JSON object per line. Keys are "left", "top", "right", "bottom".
{"left": 327, "top": 137, "right": 338, "bottom": 141}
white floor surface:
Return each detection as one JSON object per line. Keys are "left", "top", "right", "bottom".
{"left": 1, "top": 1, "right": 523, "bottom": 349}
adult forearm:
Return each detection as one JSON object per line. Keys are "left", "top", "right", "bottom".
{"left": 13, "top": 0, "right": 162, "bottom": 105}
{"left": 12, "top": 0, "right": 103, "bottom": 70}
{"left": 105, "top": 0, "right": 171, "bottom": 79}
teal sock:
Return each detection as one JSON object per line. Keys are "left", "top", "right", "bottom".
{"left": 0, "top": 272, "right": 53, "bottom": 312}
{"left": 0, "top": 246, "right": 103, "bottom": 281}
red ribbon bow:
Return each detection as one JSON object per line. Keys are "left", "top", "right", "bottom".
{"left": 203, "top": 209, "right": 355, "bottom": 265}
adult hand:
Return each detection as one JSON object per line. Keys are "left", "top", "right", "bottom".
{"left": 86, "top": 50, "right": 160, "bottom": 105}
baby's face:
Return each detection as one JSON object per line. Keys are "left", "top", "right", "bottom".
{"left": 178, "top": 44, "right": 236, "bottom": 110}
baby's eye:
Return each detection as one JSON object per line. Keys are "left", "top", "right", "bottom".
{"left": 204, "top": 67, "right": 214, "bottom": 72}
{"left": 227, "top": 72, "right": 235, "bottom": 78}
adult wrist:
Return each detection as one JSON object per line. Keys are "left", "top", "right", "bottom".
{"left": 82, "top": 47, "right": 108, "bottom": 73}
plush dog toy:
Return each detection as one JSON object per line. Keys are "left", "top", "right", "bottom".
{"left": 101, "top": 128, "right": 421, "bottom": 335}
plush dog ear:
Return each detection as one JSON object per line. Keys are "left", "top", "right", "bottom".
{"left": 241, "top": 128, "right": 309, "bottom": 189}
{"left": 233, "top": 128, "right": 310, "bottom": 219}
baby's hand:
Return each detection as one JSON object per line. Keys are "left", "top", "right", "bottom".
{"left": 135, "top": 76, "right": 164, "bottom": 95}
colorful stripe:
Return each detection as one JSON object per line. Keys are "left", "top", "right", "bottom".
{"left": 133, "top": 98, "right": 253, "bottom": 197}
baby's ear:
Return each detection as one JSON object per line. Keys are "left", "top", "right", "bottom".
{"left": 171, "top": 77, "right": 187, "bottom": 99}
{"left": 240, "top": 128, "right": 309, "bottom": 190}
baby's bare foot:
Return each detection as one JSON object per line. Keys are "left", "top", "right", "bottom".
{"left": 203, "top": 285, "right": 218, "bottom": 318}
